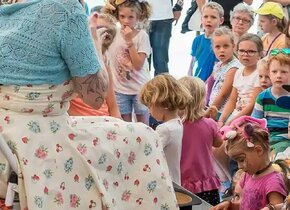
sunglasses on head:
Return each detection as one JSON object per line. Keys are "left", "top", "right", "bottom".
{"left": 269, "top": 48, "right": 290, "bottom": 56}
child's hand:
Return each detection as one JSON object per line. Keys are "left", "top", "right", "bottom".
{"left": 121, "top": 25, "right": 133, "bottom": 43}
{"left": 209, "top": 201, "right": 231, "bottom": 210}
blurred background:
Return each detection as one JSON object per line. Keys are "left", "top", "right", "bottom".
{"left": 85, "top": 0, "right": 263, "bottom": 78}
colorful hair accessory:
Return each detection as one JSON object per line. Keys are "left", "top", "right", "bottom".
{"left": 270, "top": 48, "right": 290, "bottom": 56}
{"left": 219, "top": 116, "right": 268, "bottom": 147}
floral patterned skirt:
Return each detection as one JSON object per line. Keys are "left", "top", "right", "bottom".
{"left": 0, "top": 82, "right": 178, "bottom": 210}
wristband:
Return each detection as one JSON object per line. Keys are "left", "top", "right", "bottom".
{"left": 266, "top": 203, "right": 276, "bottom": 210}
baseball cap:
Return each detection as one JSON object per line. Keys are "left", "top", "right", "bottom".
{"left": 254, "top": 2, "right": 284, "bottom": 19}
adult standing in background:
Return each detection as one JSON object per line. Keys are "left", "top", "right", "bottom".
{"left": 196, "top": 0, "right": 253, "bottom": 28}
{"left": 230, "top": 3, "right": 254, "bottom": 46}
{"left": 147, "top": 0, "right": 183, "bottom": 76}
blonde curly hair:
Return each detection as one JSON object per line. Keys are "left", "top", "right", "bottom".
{"left": 102, "top": 0, "right": 152, "bottom": 28}
{"left": 140, "top": 74, "right": 192, "bottom": 111}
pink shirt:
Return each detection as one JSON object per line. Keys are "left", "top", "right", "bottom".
{"left": 181, "top": 117, "right": 220, "bottom": 194}
{"left": 240, "top": 171, "right": 287, "bottom": 210}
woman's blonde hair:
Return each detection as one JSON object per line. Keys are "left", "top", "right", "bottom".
{"left": 178, "top": 76, "right": 206, "bottom": 122}
{"left": 140, "top": 74, "right": 191, "bottom": 111}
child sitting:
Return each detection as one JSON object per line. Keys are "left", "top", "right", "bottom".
{"left": 255, "top": 2, "right": 287, "bottom": 56}
{"left": 252, "top": 48, "right": 290, "bottom": 158}
{"left": 179, "top": 76, "right": 223, "bottom": 206}
{"left": 211, "top": 116, "right": 288, "bottom": 210}
{"left": 206, "top": 26, "right": 241, "bottom": 120}
{"left": 218, "top": 33, "right": 263, "bottom": 126}
{"left": 140, "top": 74, "right": 191, "bottom": 184}
{"left": 188, "top": 2, "right": 224, "bottom": 81}
{"left": 257, "top": 57, "right": 272, "bottom": 90}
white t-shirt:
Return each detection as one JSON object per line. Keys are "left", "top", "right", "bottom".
{"left": 233, "top": 67, "right": 260, "bottom": 115}
{"left": 108, "top": 29, "right": 151, "bottom": 95}
{"left": 156, "top": 118, "right": 183, "bottom": 184}
{"left": 146, "top": 0, "right": 174, "bottom": 20}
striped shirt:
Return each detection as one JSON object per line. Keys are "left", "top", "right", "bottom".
{"left": 252, "top": 88, "right": 290, "bottom": 153}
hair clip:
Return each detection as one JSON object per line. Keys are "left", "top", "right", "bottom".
{"left": 219, "top": 126, "right": 237, "bottom": 140}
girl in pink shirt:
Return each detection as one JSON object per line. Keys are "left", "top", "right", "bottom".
{"left": 211, "top": 116, "right": 288, "bottom": 210}
{"left": 179, "top": 76, "right": 223, "bottom": 206}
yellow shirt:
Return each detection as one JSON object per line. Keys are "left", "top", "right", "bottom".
{"left": 262, "top": 33, "right": 286, "bottom": 56}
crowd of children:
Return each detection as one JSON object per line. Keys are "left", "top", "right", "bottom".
{"left": 75, "top": 0, "right": 290, "bottom": 209}
{"left": 2, "top": 0, "right": 290, "bottom": 209}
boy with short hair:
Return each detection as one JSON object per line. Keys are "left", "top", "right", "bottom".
{"left": 188, "top": 2, "right": 224, "bottom": 81}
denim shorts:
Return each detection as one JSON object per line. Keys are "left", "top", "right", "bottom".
{"left": 115, "top": 92, "right": 148, "bottom": 115}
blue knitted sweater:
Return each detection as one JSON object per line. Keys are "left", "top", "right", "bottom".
{"left": 0, "top": 0, "right": 101, "bottom": 85}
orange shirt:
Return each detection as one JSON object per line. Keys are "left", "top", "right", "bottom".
{"left": 68, "top": 97, "right": 109, "bottom": 116}
{"left": 262, "top": 33, "right": 286, "bottom": 56}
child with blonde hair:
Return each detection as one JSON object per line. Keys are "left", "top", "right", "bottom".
{"left": 104, "top": 0, "right": 152, "bottom": 124}
{"left": 178, "top": 76, "right": 223, "bottom": 205}
{"left": 218, "top": 33, "right": 263, "bottom": 126}
{"left": 211, "top": 116, "right": 288, "bottom": 210}
{"left": 255, "top": 2, "right": 287, "bottom": 56}
{"left": 140, "top": 74, "right": 191, "bottom": 184}
{"left": 188, "top": 2, "right": 224, "bottom": 81}
{"left": 257, "top": 57, "right": 272, "bottom": 90}
{"left": 206, "top": 26, "right": 241, "bottom": 120}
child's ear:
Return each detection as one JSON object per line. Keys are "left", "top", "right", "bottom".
{"left": 220, "top": 17, "right": 224, "bottom": 25}
{"left": 254, "top": 144, "right": 264, "bottom": 156}
{"left": 271, "top": 18, "right": 278, "bottom": 26}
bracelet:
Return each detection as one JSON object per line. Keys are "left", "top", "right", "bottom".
{"left": 266, "top": 203, "right": 276, "bottom": 210}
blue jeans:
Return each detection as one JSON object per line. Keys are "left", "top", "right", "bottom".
{"left": 149, "top": 19, "right": 172, "bottom": 76}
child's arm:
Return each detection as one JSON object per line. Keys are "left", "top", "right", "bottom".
{"left": 188, "top": 57, "right": 195, "bottom": 76}
{"left": 229, "top": 87, "right": 262, "bottom": 123}
{"left": 213, "top": 124, "right": 223, "bottom": 148}
{"left": 210, "top": 67, "right": 238, "bottom": 110}
{"left": 266, "top": 192, "right": 285, "bottom": 208}
{"left": 121, "top": 26, "right": 147, "bottom": 71}
{"left": 218, "top": 87, "right": 238, "bottom": 126}
{"left": 105, "top": 64, "right": 121, "bottom": 119}
{"left": 251, "top": 92, "right": 264, "bottom": 119}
